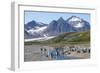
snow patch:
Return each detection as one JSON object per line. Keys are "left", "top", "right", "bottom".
{"left": 24, "top": 36, "right": 55, "bottom": 42}
{"left": 27, "top": 26, "right": 47, "bottom": 35}
{"left": 69, "top": 16, "right": 82, "bottom": 22}
{"left": 68, "top": 16, "right": 84, "bottom": 28}
{"left": 73, "top": 22, "right": 84, "bottom": 28}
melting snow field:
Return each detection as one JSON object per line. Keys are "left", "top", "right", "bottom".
{"left": 24, "top": 36, "right": 55, "bottom": 42}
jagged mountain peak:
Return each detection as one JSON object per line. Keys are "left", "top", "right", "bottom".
{"left": 57, "top": 17, "right": 65, "bottom": 22}
{"left": 66, "top": 16, "right": 86, "bottom": 28}
{"left": 26, "top": 20, "right": 36, "bottom": 25}
{"left": 50, "top": 20, "right": 57, "bottom": 23}
{"left": 67, "top": 15, "right": 82, "bottom": 22}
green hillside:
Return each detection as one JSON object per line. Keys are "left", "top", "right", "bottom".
{"left": 25, "top": 31, "right": 90, "bottom": 46}
{"left": 49, "top": 31, "right": 90, "bottom": 43}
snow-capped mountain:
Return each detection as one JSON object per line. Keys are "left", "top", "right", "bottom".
{"left": 24, "top": 16, "right": 90, "bottom": 40}
{"left": 24, "top": 20, "right": 47, "bottom": 30}
{"left": 24, "top": 20, "right": 48, "bottom": 39}
{"left": 67, "top": 16, "right": 90, "bottom": 31}
{"left": 67, "top": 16, "right": 84, "bottom": 28}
